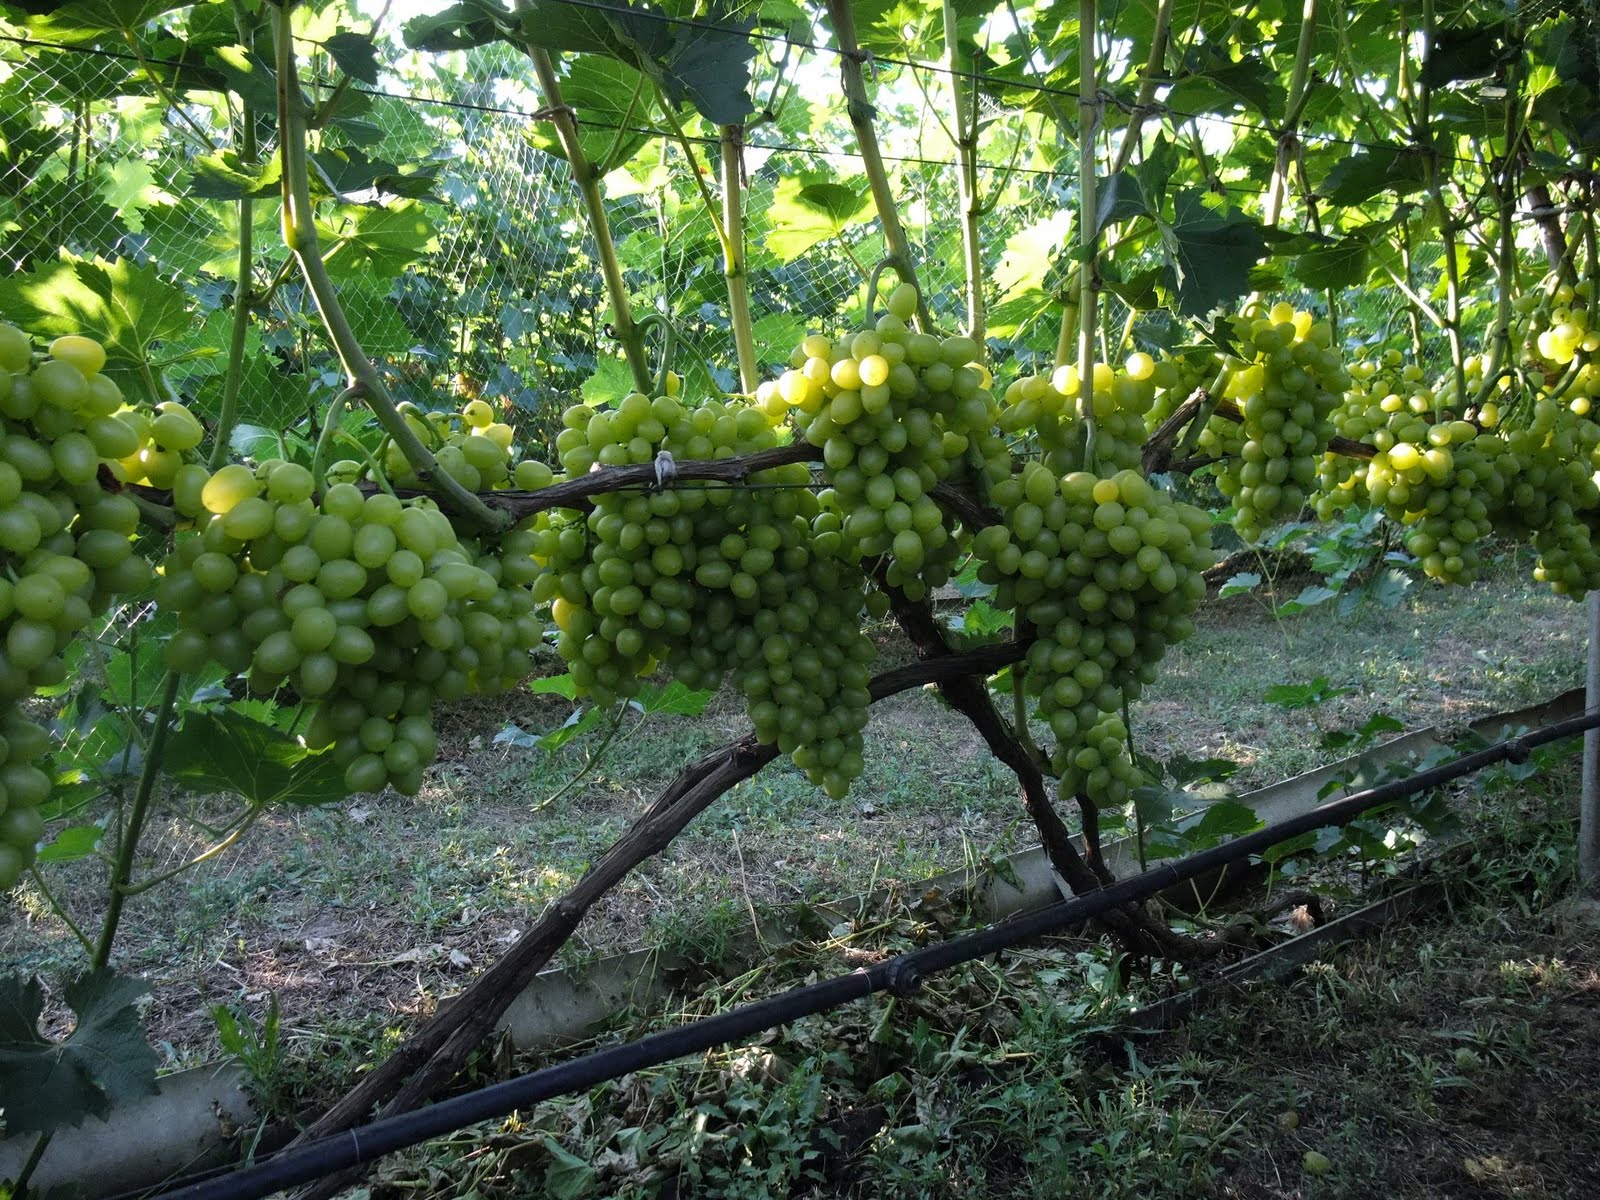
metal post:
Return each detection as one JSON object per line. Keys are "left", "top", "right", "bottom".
{"left": 1581, "top": 590, "right": 1600, "bottom": 897}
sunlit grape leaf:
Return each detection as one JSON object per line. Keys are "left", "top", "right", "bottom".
{"left": 163, "top": 709, "right": 346, "bottom": 807}
{"left": 12, "top": 0, "right": 193, "bottom": 42}
{"left": 318, "top": 201, "right": 438, "bottom": 277}
{"left": 580, "top": 355, "right": 636, "bottom": 407}
{"left": 762, "top": 176, "right": 873, "bottom": 263}
{"left": 0, "top": 970, "right": 158, "bottom": 1133}
{"left": 991, "top": 211, "right": 1073, "bottom": 298}
{"left": 0, "top": 257, "right": 191, "bottom": 378}
{"left": 207, "top": 45, "right": 282, "bottom": 112}
{"left": 188, "top": 152, "right": 282, "bottom": 201}
{"left": 97, "top": 159, "right": 177, "bottom": 230}
{"left": 635, "top": 681, "right": 712, "bottom": 716}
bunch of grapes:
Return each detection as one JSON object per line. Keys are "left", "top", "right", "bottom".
{"left": 0, "top": 326, "right": 161, "bottom": 887}
{"left": 1056, "top": 711, "right": 1144, "bottom": 812}
{"left": 1180, "top": 303, "right": 1348, "bottom": 541}
{"left": 1358, "top": 415, "right": 1499, "bottom": 583}
{"left": 534, "top": 389, "right": 874, "bottom": 798}
{"left": 973, "top": 462, "right": 1213, "bottom": 783}
{"left": 765, "top": 282, "right": 997, "bottom": 599}
{"left": 158, "top": 466, "right": 544, "bottom": 796}
{"left": 1001, "top": 357, "right": 1165, "bottom": 476}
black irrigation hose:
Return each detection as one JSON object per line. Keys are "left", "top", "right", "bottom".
{"left": 151, "top": 707, "right": 1600, "bottom": 1200}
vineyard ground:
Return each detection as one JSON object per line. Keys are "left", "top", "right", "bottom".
{"left": 357, "top": 757, "right": 1599, "bottom": 1199}
{"left": 0, "top": 555, "right": 1585, "bottom": 1075}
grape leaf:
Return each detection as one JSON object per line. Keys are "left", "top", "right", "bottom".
{"left": 12, "top": 0, "right": 193, "bottom": 42}
{"left": 762, "top": 176, "right": 873, "bottom": 263}
{"left": 188, "top": 151, "right": 282, "bottom": 201}
{"left": 635, "top": 680, "right": 712, "bottom": 716}
{"left": 318, "top": 201, "right": 438, "bottom": 277}
{"left": 322, "top": 30, "right": 382, "bottom": 85}
{"left": 37, "top": 824, "right": 106, "bottom": 864}
{"left": 1095, "top": 170, "right": 1148, "bottom": 234}
{"left": 0, "top": 257, "right": 191, "bottom": 381}
{"left": 163, "top": 709, "right": 346, "bottom": 808}
{"left": 1292, "top": 236, "right": 1369, "bottom": 289}
{"left": 310, "top": 149, "right": 438, "bottom": 202}
{"left": 1159, "top": 190, "right": 1269, "bottom": 317}
{"left": 0, "top": 970, "right": 159, "bottom": 1134}
{"left": 1321, "top": 144, "right": 1430, "bottom": 207}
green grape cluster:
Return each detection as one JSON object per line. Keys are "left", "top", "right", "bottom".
{"left": 1002, "top": 358, "right": 1168, "bottom": 476}
{"left": 535, "top": 390, "right": 874, "bottom": 798}
{"left": 1312, "top": 337, "right": 1600, "bottom": 595}
{"left": 333, "top": 398, "right": 519, "bottom": 494}
{"left": 159, "top": 466, "right": 543, "bottom": 796}
{"left": 1187, "top": 303, "right": 1349, "bottom": 541}
{"left": 764, "top": 282, "right": 997, "bottom": 599}
{"left": 1355, "top": 415, "right": 1499, "bottom": 583}
{"left": 0, "top": 326, "right": 159, "bottom": 887}
{"left": 973, "top": 462, "right": 1213, "bottom": 783}
{"left": 1056, "top": 711, "right": 1144, "bottom": 812}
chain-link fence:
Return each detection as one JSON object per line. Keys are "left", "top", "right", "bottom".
{"left": 0, "top": 26, "right": 1083, "bottom": 456}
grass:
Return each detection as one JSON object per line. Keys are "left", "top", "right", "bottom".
{"left": 316, "top": 746, "right": 1599, "bottom": 1200}
{"left": 0, "top": 560, "right": 1586, "bottom": 1067}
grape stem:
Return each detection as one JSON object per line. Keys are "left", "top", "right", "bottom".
{"left": 93, "top": 671, "right": 183, "bottom": 968}
{"left": 524, "top": 43, "right": 652, "bottom": 394}
{"left": 272, "top": 1, "right": 505, "bottom": 532}
{"left": 942, "top": 0, "right": 985, "bottom": 342}
{"left": 210, "top": 94, "right": 258, "bottom": 471}
{"left": 826, "top": 0, "right": 934, "bottom": 332}
{"left": 311, "top": 381, "right": 365, "bottom": 490}
{"left": 1076, "top": 0, "right": 1101, "bottom": 468}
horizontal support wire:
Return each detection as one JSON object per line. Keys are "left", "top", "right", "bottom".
{"left": 143, "top": 705, "right": 1600, "bottom": 1200}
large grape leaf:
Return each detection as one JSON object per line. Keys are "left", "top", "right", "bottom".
{"left": 1321, "top": 144, "right": 1430, "bottom": 207}
{"left": 318, "top": 201, "right": 438, "bottom": 277}
{"left": 761, "top": 175, "right": 874, "bottom": 263}
{"left": 404, "top": 0, "right": 756, "bottom": 126}
{"left": 11, "top": 0, "right": 193, "bottom": 42}
{"left": 0, "top": 257, "right": 191, "bottom": 376}
{"left": 163, "top": 709, "right": 346, "bottom": 808}
{"left": 0, "top": 971, "right": 159, "bottom": 1134}
{"left": 1158, "top": 190, "right": 1269, "bottom": 317}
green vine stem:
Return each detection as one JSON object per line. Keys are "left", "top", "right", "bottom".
{"left": 1416, "top": 0, "right": 1467, "bottom": 408}
{"left": 312, "top": 381, "right": 364, "bottom": 488}
{"left": 1470, "top": 44, "right": 1524, "bottom": 412}
{"left": 1076, "top": 0, "right": 1101, "bottom": 467}
{"left": 525, "top": 45, "right": 651, "bottom": 394}
{"left": 943, "top": 0, "right": 985, "bottom": 342}
{"left": 92, "top": 671, "right": 182, "bottom": 968}
{"left": 1264, "top": 0, "right": 1320, "bottom": 229}
{"left": 719, "top": 126, "right": 760, "bottom": 393}
{"left": 121, "top": 803, "right": 268, "bottom": 897}
{"left": 634, "top": 312, "right": 681, "bottom": 396}
{"left": 1111, "top": 0, "right": 1173, "bottom": 174}
{"left": 273, "top": 3, "right": 504, "bottom": 531}
{"left": 210, "top": 105, "right": 257, "bottom": 470}
{"left": 826, "top": 0, "right": 935, "bottom": 332}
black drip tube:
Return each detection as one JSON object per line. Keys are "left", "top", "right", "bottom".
{"left": 149, "top": 708, "right": 1600, "bottom": 1200}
